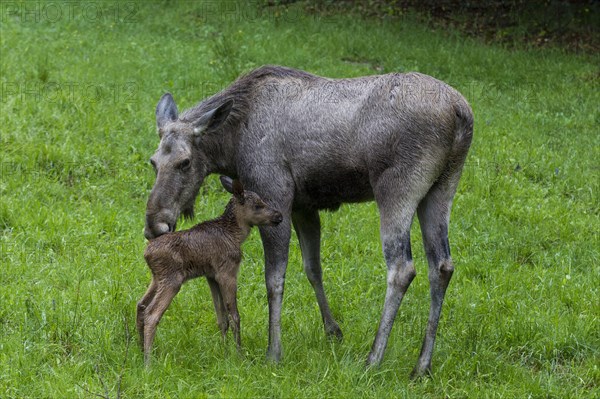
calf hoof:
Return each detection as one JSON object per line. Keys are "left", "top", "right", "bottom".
{"left": 235, "top": 346, "right": 246, "bottom": 358}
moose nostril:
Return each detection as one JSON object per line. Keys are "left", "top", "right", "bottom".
{"left": 152, "top": 222, "right": 170, "bottom": 237}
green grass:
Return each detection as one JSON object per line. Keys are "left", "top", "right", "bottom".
{"left": 1, "top": 1, "right": 598, "bottom": 398}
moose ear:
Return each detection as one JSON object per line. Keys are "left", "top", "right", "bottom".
{"left": 220, "top": 176, "right": 234, "bottom": 194}
{"left": 193, "top": 99, "right": 234, "bottom": 136}
{"left": 156, "top": 93, "right": 178, "bottom": 130}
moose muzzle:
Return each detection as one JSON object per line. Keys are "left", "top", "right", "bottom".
{"left": 144, "top": 209, "right": 177, "bottom": 240}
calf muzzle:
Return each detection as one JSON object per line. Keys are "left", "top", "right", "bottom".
{"left": 271, "top": 212, "right": 283, "bottom": 225}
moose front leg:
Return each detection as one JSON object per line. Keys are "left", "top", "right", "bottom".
{"left": 260, "top": 216, "right": 292, "bottom": 363}
{"left": 292, "top": 209, "right": 342, "bottom": 339}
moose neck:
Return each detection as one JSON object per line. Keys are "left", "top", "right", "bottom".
{"left": 200, "top": 132, "right": 239, "bottom": 178}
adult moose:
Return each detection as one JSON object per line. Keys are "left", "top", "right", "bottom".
{"left": 144, "top": 65, "right": 473, "bottom": 378}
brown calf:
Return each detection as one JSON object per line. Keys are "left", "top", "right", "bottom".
{"left": 137, "top": 176, "right": 282, "bottom": 365}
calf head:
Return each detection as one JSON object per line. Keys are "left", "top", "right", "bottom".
{"left": 220, "top": 176, "right": 283, "bottom": 227}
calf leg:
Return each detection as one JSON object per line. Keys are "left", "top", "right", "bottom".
{"left": 207, "top": 277, "right": 229, "bottom": 340}
{"left": 411, "top": 183, "right": 456, "bottom": 378}
{"left": 216, "top": 273, "right": 241, "bottom": 352}
{"left": 136, "top": 279, "right": 157, "bottom": 350}
{"left": 142, "top": 281, "right": 181, "bottom": 366}
{"left": 292, "top": 210, "right": 342, "bottom": 339}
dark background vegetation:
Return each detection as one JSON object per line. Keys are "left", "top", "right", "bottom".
{"left": 268, "top": 0, "right": 600, "bottom": 52}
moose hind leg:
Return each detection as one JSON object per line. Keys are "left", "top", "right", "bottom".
{"left": 292, "top": 210, "right": 342, "bottom": 339}
{"left": 411, "top": 186, "right": 455, "bottom": 379}
{"left": 367, "top": 199, "right": 418, "bottom": 367}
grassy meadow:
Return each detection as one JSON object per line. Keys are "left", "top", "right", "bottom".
{"left": 1, "top": 1, "right": 598, "bottom": 398}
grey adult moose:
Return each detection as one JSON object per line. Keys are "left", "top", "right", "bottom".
{"left": 144, "top": 65, "right": 473, "bottom": 378}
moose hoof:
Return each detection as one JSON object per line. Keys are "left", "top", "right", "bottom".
{"left": 410, "top": 365, "right": 432, "bottom": 380}
{"left": 365, "top": 351, "right": 382, "bottom": 369}
{"left": 325, "top": 323, "right": 343, "bottom": 341}
{"left": 266, "top": 348, "right": 282, "bottom": 364}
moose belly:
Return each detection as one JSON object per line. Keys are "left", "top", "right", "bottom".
{"left": 293, "top": 167, "right": 373, "bottom": 211}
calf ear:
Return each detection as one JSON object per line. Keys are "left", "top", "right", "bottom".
{"left": 193, "top": 100, "right": 234, "bottom": 135}
{"left": 232, "top": 180, "right": 244, "bottom": 204}
{"left": 220, "top": 176, "right": 234, "bottom": 193}
{"left": 156, "top": 93, "right": 178, "bottom": 131}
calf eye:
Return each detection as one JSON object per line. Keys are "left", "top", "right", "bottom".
{"left": 254, "top": 204, "right": 264, "bottom": 211}
{"left": 179, "top": 159, "right": 191, "bottom": 171}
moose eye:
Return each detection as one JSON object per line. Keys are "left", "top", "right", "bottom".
{"left": 179, "top": 159, "right": 191, "bottom": 171}
{"left": 254, "top": 204, "right": 264, "bottom": 211}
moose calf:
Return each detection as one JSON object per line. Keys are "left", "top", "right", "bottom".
{"left": 137, "top": 176, "right": 282, "bottom": 365}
